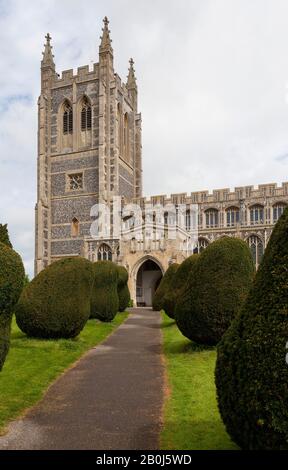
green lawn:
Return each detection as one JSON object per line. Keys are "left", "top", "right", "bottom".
{"left": 161, "top": 312, "right": 238, "bottom": 450}
{"left": 0, "top": 312, "right": 128, "bottom": 434}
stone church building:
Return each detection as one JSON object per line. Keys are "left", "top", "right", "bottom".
{"left": 35, "top": 17, "right": 288, "bottom": 306}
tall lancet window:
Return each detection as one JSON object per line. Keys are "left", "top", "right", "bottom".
{"left": 71, "top": 217, "right": 79, "bottom": 237}
{"left": 123, "top": 112, "right": 129, "bottom": 161}
{"left": 81, "top": 98, "right": 92, "bottom": 131}
{"left": 117, "top": 103, "right": 123, "bottom": 156}
{"left": 63, "top": 102, "right": 73, "bottom": 134}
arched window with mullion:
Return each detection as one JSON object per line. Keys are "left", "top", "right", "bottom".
{"left": 226, "top": 206, "right": 240, "bottom": 227}
{"left": 273, "top": 203, "right": 286, "bottom": 223}
{"left": 250, "top": 205, "right": 264, "bottom": 225}
{"left": 97, "top": 243, "right": 112, "bottom": 261}
{"left": 193, "top": 237, "right": 209, "bottom": 254}
{"left": 205, "top": 208, "right": 219, "bottom": 228}
{"left": 81, "top": 98, "right": 92, "bottom": 131}
{"left": 247, "top": 235, "right": 264, "bottom": 268}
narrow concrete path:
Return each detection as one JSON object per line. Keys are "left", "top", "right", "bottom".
{"left": 0, "top": 308, "right": 164, "bottom": 450}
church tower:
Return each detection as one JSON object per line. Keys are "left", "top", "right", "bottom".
{"left": 35, "top": 18, "right": 143, "bottom": 274}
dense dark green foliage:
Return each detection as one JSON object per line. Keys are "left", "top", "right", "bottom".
{"left": 90, "top": 261, "right": 119, "bottom": 322}
{"left": 176, "top": 237, "right": 255, "bottom": 345}
{"left": 23, "top": 274, "right": 30, "bottom": 288}
{"left": 215, "top": 208, "right": 288, "bottom": 449}
{"left": 152, "top": 264, "right": 179, "bottom": 314}
{"left": 0, "top": 243, "right": 25, "bottom": 313}
{"left": 0, "top": 224, "right": 12, "bottom": 248}
{"left": 117, "top": 265, "right": 131, "bottom": 312}
{"left": 0, "top": 241, "right": 25, "bottom": 370}
{"left": 164, "top": 255, "right": 199, "bottom": 319}
{"left": 16, "top": 257, "right": 94, "bottom": 339}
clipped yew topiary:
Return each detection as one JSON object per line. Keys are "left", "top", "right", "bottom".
{"left": 117, "top": 265, "right": 131, "bottom": 312}
{"left": 16, "top": 257, "right": 94, "bottom": 339}
{"left": 152, "top": 263, "right": 179, "bottom": 315}
{"left": 176, "top": 237, "right": 255, "bottom": 345}
{"left": 90, "top": 261, "right": 119, "bottom": 322}
{"left": 0, "top": 241, "right": 25, "bottom": 370}
{"left": 215, "top": 208, "right": 288, "bottom": 450}
{"left": 0, "top": 224, "right": 12, "bottom": 248}
{"left": 164, "top": 255, "right": 199, "bottom": 319}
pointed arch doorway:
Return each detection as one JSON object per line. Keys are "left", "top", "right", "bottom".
{"left": 136, "top": 258, "right": 163, "bottom": 307}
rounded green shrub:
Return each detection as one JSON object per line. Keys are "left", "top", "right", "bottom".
{"left": 215, "top": 208, "right": 288, "bottom": 449}
{"left": 164, "top": 255, "right": 199, "bottom": 319}
{"left": 16, "top": 257, "right": 94, "bottom": 339}
{"left": 152, "top": 263, "right": 179, "bottom": 314}
{"left": 91, "top": 261, "right": 119, "bottom": 322}
{"left": 176, "top": 237, "right": 255, "bottom": 345}
{"left": 117, "top": 265, "right": 131, "bottom": 312}
{"left": 0, "top": 241, "right": 25, "bottom": 370}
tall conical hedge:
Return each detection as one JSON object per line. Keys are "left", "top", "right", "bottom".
{"left": 117, "top": 265, "right": 130, "bottom": 312}
{"left": 91, "top": 261, "right": 119, "bottom": 322}
{"left": 152, "top": 263, "right": 179, "bottom": 315}
{"left": 176, "top": 237, "right": 255, "bottom": 345}
{"left": 16, "top": 257, "right": 94, "bottom": 339}
{"left": 215, "top": 208, "right": 288, "bottom": 450}
{"left": 0, "top": 241, "right": 25, "bottom": 370}
{"left": 0, "top": 224, "right": 12, "bottom": 248}
{"left": 164, "top": 255, "right": 199, "bottom": 319}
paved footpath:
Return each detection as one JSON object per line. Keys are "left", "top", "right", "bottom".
{"left": 0, "top": 308, "right": 164, "bottom": 450}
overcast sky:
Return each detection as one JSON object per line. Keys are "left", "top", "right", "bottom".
{"left": 0, "top": 0, "right": 288, "bottom": 276}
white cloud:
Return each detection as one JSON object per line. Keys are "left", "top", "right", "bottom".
{"left": 0, "top": 0, "right": 287, "bottom": 276}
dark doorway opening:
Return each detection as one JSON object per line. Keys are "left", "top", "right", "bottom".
{"left": 136, "top": 259, "right": 163, "bottom": 307}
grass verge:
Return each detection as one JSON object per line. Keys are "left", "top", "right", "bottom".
{"left": 160, "top": 312, "right": 238, "bottom": 450}
{"left": 0, "top": 312, "right": 128, "bottom": 434}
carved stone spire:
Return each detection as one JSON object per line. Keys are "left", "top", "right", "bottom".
{"left": 99, "top": 16, "right": 113, "bottom": 55}
{"left": 127, "top": 58, "right": 137, "bottom": 90}
{"left": 41, "top": 33, "right": 55, "bottom": 69}
{"left": 127, "top": 58, "right": 138, "bottom": 111}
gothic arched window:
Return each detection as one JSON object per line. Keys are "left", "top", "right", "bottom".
{"left": 63, "top": 101, "right": 73, "bottom": 134}
{"left": 81, "top": 98, "right": 92, "bottom": 131}
{"left": 193, "top": 237, "right": 209, "bottom": 254}
{"left": 247, "top": 235, "right": 264, "bottom": 268}
{"left": 226, "top": 206, "right": 240, "bottom": 227}
{"left": 97, "top": 243, "right": 112, "bottom": 261}
{"left": 205, "top": 209, "right": 219, "bottom": 228}
{"left": 250, "top": 205, "right": 264, "bottom": 225}
{"left": 273, "top": 203, "right": 286, "bottom": 223}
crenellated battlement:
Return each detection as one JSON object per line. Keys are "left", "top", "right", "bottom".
{"left": 51, "top": 63, "right": 99, "bottom": 88}
{"left": 50, "top": 65, "right": 132, "bottom": 108}
{"left": 133, "top": 182, "right": 288, "bottom": 207}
